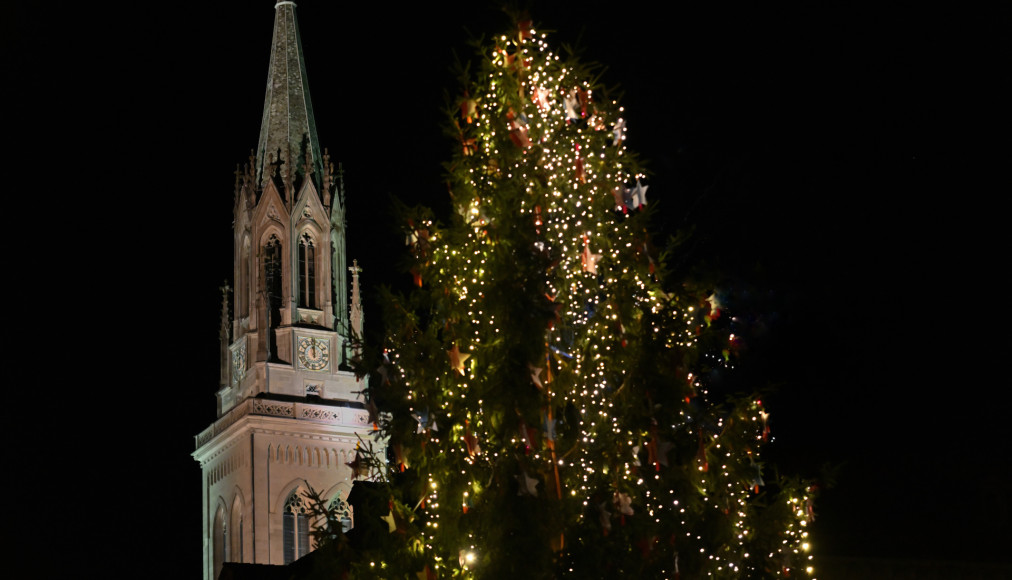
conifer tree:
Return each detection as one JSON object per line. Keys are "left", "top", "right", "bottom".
{"left": 364, "top": 15, "right": 816, "bottom": 580}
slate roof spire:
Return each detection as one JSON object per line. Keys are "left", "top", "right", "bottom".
{"left": 255, "top": 1, "right": 322, "bottom": 191}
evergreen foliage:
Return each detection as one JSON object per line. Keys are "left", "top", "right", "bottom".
{"left": 349, "top": 15, "right": 816, "bottom": 579}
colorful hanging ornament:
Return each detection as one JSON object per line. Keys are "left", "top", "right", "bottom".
{"left": 517, "top": 19, "right": 533, "bottom": 41}
{"left": 564, "top": 88, "right": 581, "bottom": 123}
{"left": 612, "top": 118, "right": 626, "bottom": 145}
{"left": 696, "top": 431, "right": 709, "bottom": 472}
{"left": 393, "top": 443, "right": 408, "bottom": 471}
{"left": 532, "top": 86, "right": 552, "bottom": 111}
{"left": 574, "top": 142, "right": 586, "bottom": 183}
{"left": 612, "top": 185, "right": 627, "bottom": 212}
{"left": 581, "top": 234, "right": 601, "bottom": 274}
{"left": 518, "top": 417, "right": 539, "bottom": 453}
{"left": 460, "top": 93, "right": 478, "bottom": 124}
{"left": 507, "top": 109, "right": 531, "bottom": 148}
{"left": 578, "top": 87, "right": 591, "bottom": 118}
{"left": 748, "top": 453, "right": 764, "bottom": 494}
{"left": 760, "top": 407, "right": 771, "bottom": 441}
{"left": 463, "top": 419, "right": 481, "bottom": 457}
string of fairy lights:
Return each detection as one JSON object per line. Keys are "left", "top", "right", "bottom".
{"left": 375, "top": 22, "right": 816, "bottom": 579}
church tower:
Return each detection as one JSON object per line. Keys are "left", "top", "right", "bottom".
{"left": 193, "top": 3, "right": 379, "bottom": 579}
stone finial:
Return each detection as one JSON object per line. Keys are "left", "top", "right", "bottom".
{"left": 349, "top": 260, "right": 363, "bottom": 361}
{"left": 322, "top": 147, "right": 333, "bottom": 206}
{"left": 302, "top": 133, "right": 314, "bottom": 178}
{"left": 247, "top": 150, "right": 256, "bottom": 185}
{"left": 233, "top": 164, "right": 243, "bottom": 204}
{"left": 337, "top": 162, "right": 346, "bottom": 208}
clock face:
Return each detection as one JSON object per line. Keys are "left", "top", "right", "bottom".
{"left": 297, "top": 336, "right": 330, "bottom": 371}
{"left": 232, "top": 343, "right": 247, "bottom": 383}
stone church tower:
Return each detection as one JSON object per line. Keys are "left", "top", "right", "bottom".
{"left": 193, "top": 3, "right": 379, "bottom": 578}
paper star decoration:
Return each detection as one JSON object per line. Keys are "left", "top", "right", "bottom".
{"left": 533, "top": 86, "right": 552, "bottom": 111}
{"left": 530, "top": 364, "right": 544, "bottom": 389}
{"left": 629, "top": 179, "right": 648, "bottom": 209}
{"left": 542, "top": 412, "right": 557, "bottom": 442}
{"left": 612, "top": 118, "right": 626, "bottom": 145}
{"left": 347, "top": 452, "right": 369, "bottom": 478}
{"left": 564, "top": 88, "right": 581, "bottom": 122}
{"left": 598, "top": 500, "right": 612, "bottom": 533}
{"left": 517, "top": 470, "right": 540, "bottom": 497}
{"left": 412, "top": 408, "right": 438, "bottom": 433}
{"left": 582, "top": 239, "right": 601, "bottom": 274}
{"left": 613, "top": 492, "right": 634, "bottom": 516}
{"left": 448, "top": 344, "right": 470, "bottom": 375}
{"left": 381, "top": 509, "right": 397, "bottom": 533}
{"left": 463, "top": 420, "right": 481, "bottom": 457}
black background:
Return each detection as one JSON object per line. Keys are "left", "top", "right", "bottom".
{"left": 10, "top": 1, "right": 1009, "bottom": 576}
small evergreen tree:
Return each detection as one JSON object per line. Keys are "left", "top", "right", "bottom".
{"left": 362, "top": 15, "right": 816, "bottom": 579}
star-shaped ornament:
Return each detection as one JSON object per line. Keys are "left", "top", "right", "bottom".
{"left": 448, "top": 344, "right": 470, "bottom": 375}
{"left": 517, "top": 470, "right": 539, "bottom": 497}
{"left": 542, "top": 412, "right": 557, "bottom": 442}
{"left": 582, "top": 241, "right": 601, "bottom": 275}
{"left": 463, "top": 421, "right": 481, "bottom": 457}
{"left": 612, "top": 118, "right": 627, "bottom": 145}
{"left": 530, "top": 364, "right": 544, "bottom": 389}
{"left": 598, "top": 500, "right": 612, "bottom": 533}
{"left": 413, "top": 408, "right": 438, "bottom": 433}
{"left": 564, "top": 89, "right": 580, "bottom": 122}
{"left": 347, "top": 451, "right": 369, "bottom": 478}
{"left": 613, "top": 492, "right": 634, "bottom": 516}
{"left": 381, "top": 509, "right": 397, "bottom": 533}
{"left": 533, "top": 86, "right": 552, "bottom": 111}
{"left": 629, "top": 180, "right": 648, "bottom": 209}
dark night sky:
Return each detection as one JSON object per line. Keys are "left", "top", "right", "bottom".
{"left": 15, "top": 1, "right": 1009, "bottom": 576}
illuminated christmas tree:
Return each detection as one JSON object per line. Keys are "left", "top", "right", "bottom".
{"left": 360, "top": 16, "right": 817, "bottom": 580}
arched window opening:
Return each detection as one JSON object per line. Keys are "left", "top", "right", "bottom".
{"left": 328, "top": 494, "right": 353, "bottom": 534}
{"left": 230, "top": 496, "right": 243, "bottom": 563}
{"left": 283, "top": 490, "right": 311, "bottom": 564}
{"left": 239, "top": 240, "right": 250, "bottom": 318}
{"left": 213, "top": 506, "right": 227, "bottom": 579}
{"left": 262, "top": 235, "right": 282, "bottom": 359}
{"left": 298, "top": 232, "right": 316, "bottom": 308}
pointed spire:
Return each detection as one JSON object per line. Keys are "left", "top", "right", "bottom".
{"left": 219, "top": 281, "right": 232, "bottom": 388}
{"left": 349, "top": 260, "right": 363, "bottom": 362}
{"left": 255, "top": 1, "right": 323, "bottom": 191}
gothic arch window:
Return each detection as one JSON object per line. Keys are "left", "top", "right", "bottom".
{"left": 262, "top": 234, "right": 283, "bottom": 359}
{"left": 298, "top": 232, "right": 316, "bottom": 308}
{"left": 213, "top": 504, "right": 227, "bottom": 579}
{"left": 283, "top": 490, "right": 311, "bottom": 564}
{"left": 239, "top": 238, "right": 251, "bottom": 318}
{"left": 328, "top": 494, "right": 353, "bottom": 534}
{"left": 230, "top": 495, "right": 244, "bottom": 563}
